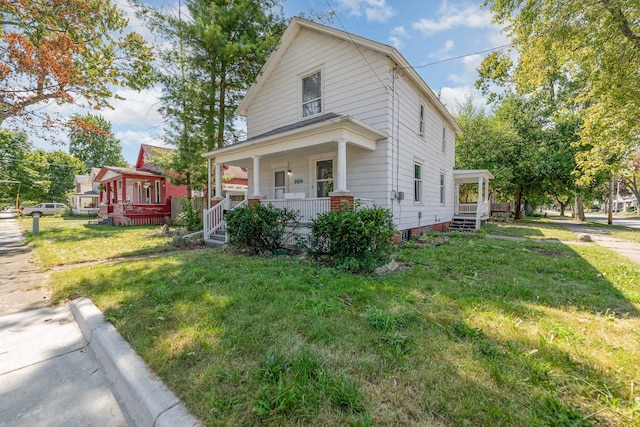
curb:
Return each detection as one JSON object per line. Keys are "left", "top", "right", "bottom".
{"left": 70, "top": 297, "right": 200, "bottom": 427}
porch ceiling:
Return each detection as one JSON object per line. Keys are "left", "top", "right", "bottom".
{"left": 202, "top": 114, "right": 387, "bottom": 165}
{"left": 453, "top": 169, "right": 494, "bottom": 183}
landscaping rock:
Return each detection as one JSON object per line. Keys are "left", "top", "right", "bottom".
{"left": 375, "top": 259, "right": 399, "bottom": 276}
{"left": 577, "top": 233, "right": 592, "bottom": 242}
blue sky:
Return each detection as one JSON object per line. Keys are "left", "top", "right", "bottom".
{"left": 29, "top": 0, "right": 508, "bottom": 165}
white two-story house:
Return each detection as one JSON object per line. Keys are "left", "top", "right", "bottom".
{"left": 202, "top": 18, "right": 492, "bottom": 242}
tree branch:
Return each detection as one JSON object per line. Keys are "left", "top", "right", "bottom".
{"left": 601, "top": 0, "right": 640, "bottom": 51}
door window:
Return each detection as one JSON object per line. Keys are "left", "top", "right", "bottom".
{"left": 315, "top": 159, "right": 333, "bottom": 198}
{"left": 274, "top": 171, "right": 286, "bottom": 199}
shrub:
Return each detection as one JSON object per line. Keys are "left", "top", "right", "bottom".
{"left": 306, "top": 205, "right": 395, "bottom": 273}
{"left": 224, "top": 203, "right": 298, "bottom": 254}
{"left": 177, "top": 197, "right": 201, "bottom": 232}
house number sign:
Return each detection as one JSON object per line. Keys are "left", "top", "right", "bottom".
{"left": 294, "top": 178, "right": 304, "bottom": 184}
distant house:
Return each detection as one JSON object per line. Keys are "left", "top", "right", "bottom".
{"left": 201, "top": 18, "right": 492, "bottom": 243}
{"left": 95, "top": 144, "right": 188, "bottom": 225}
{"left": 68, "top": 167, "right": 101, "bottom": 215}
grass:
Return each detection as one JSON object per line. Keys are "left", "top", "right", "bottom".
{"left": 18, "top": 216, "right": 178, "bottom": 269}
{"left": 43, "top": 225, "right": 640, "bottom": 426}
{"left": 484, "top": 218, "right": 578, "bottom": 241}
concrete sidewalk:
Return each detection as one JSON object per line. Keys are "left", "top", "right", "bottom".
{"left": 0, "top": 214, "right": 200, "bottom": 426}
{"left": 549, "top": 219, "right": 640, "bottom": 265}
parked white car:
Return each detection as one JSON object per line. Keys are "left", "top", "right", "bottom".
{"left": 19, "top": 203, "right": 68, "bottom": 217}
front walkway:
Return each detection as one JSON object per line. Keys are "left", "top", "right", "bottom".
{"left": 488, "top": 218, "right": 640, "bottom": 265}
{"left": 549, "top": 219, "right": 640, "bottom": 265}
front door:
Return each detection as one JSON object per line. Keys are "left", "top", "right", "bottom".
{"left": 274, "top": 170, "right": 286, "bottom": 199}
{"left": 315, "top": 159, "right": 333, "bottom": 198}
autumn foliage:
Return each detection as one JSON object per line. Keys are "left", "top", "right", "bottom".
{"left": 0, "top": 0, "right": 154, "bottom": 133}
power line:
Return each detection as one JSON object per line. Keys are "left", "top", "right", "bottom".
{"left": 410, "top": 44, "right": 513, "bottom": 70}
{"left": 323, "top": 0, "right": 390, "bottom": 92}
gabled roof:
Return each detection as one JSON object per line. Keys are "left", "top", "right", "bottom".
{"left": 135, "top": 144, "right": 174, "bottom": 170}
{"left": 237, "top": 17, "right": 461, "bottom": 133}
{"left": 94, "top": 166, "right": 163, "bottom": 183}
{"left": 73, "top": 175, "right": 90, "bottom": 184}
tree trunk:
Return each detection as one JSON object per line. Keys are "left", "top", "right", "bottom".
{"left": 514, "top": 186, "right": 524, "bottom": 220}
{"left": 524, "top": 199, "right": 532, "bottom": 216}
{"left": 608, "top": 175, "right": 614, "bottom": 224}
{"left": 574, "top": 194, "right": 585, "bottom": 222}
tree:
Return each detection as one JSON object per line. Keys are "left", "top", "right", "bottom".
{"left": 481, "top": 0, "right": 640, "bottom": 180}
{"left": 0, "top": 130, "right": 33, "bottom": 203}
{"left": 0, "top": 0, "right": 154, "bottom": 135}
{"left": 22, "top": 150, "right": 85, "bottom": 202}
{"left": 68, "top": 114, "right": 128, "bottom": 171}
{"left": 132, "top": 0, "right": 287, "bottom": 194}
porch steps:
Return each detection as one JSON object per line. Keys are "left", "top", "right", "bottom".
{"left": 204, "top": 230, "right": 226, "bottom": 248}
{"left": 449, "top": 216, "right": 477, "bottom": 232}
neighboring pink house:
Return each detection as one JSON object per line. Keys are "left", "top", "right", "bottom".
{"left": 95, "top": 144, "right": 188, "bottom": 225}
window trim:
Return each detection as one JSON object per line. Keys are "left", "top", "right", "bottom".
{"left": 155, "top": 181, "right": 161, "bottom": 204}
{"left": 440, "top": 172, "right": 446, "bottom": 205}
{"left": 414, "top": 161, "right": 423, "bottom": 204}
{"left": 300, "top": 69, "right": 323, "bottom": 119}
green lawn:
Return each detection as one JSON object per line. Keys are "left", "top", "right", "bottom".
{"left": 42, "top": 222, "right": 640, "bottom": 426}
{"left": 19, "top": 216, "right": 177, "bottom": 269}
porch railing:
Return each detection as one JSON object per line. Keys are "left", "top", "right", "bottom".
{"left": 203, "top": 196, "right": 230, "bottom": 240}
{"left": 456, "top": 201, "right": 491, "bottom": 217}
{"left": 264, "top": 198, "right": 330, "bottom": 223}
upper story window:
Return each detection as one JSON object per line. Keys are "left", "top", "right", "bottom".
{"left": 302, "top": 71, "right": 322, "bottom": 117}
{"left": 442, "top": 126, "right": 446, "bottom": 152}
{"left": 419, "top": 103, "right": 425, "bottom": 137}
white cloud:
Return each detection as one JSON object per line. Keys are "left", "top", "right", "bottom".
{"left": 115, "top": 130, "right": 166, "bottom": 148}
{"left": 438, "top": 85, "right": 486, "bottom": 114}
{"left": 100, "top": 86, "right": 164, "bottom": 127}
{"left": 447, "top": 53, "right": 483, "bottom": 85}
{"left": 337, "top": 0, "right": 395, "bottom": 23}
{"left": 429, "top": 38, "right": 455, "bottom": 59}
{"left": 412, "top": 1, "right": 493, "bottom": 35}
{"left": 389, "top": 26, "right": 408, "bottom": 48}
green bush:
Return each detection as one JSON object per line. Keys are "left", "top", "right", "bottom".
{"left": 224, "top": 203, "right": 298, "bottom": 254}
{"left": 177, "top": 197, "right": 201, "bottom": 232}
{"left": 306, "top": 205, "right": 395, "bottom": 273}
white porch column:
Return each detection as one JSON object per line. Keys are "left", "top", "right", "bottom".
{"left": 252, "top": 156, "right": 262, "bottom": 197}
{"left": 476, "top": 176, "right": 484, "bottom": 229}
{"left": 214, "top": 161, "right": 222, "bottom": 199}
{"left": 207, "top": 158, "right": 212, "bottom": 206}
{"left": 336, "top": 139, "right": 348, "bottom": 193}
{"left": 484, "top": 177, "right": 490, "bottom": 216}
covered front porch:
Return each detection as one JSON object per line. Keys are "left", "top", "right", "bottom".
{"left": 452, "top": 169, "right": 494, "bottom": 230}
{"left": 201, "top": 114, "right": 386, "bottom": 242}
{"left": 95, "top": 167, "right": 170, "bottom": 226}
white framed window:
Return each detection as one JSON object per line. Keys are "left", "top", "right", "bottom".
{"left": 315, "top": 159, "right": 333, "bottom": 197}
{"left": 419, "top": 103, "right": 425, "bottom": 137}
{"left": 274, "top": 170, "right": 286, "bottom": 199}
{"left": 414, "top": 162, "right": 422, "bottom": 203}
{"left": 440, "top": 173, "right": 446, "bottom": 205}
{"left": 145, "top": 186, "right": 151, "bottom": 203}
{"left": 442, "top": 126, "right": 446, "bottom": 153}
{"left": 137, "top": 183, "right": 142, "bottom": 203}
{"left": 302, "top": 70, "right": 322, "bottom": 118}
{"left": 155, "top": 181, "right": 161, "bottom": 204}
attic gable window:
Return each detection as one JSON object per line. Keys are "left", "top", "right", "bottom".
{"left": 302, "top": 71, "right": 321, "bottom": 117}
